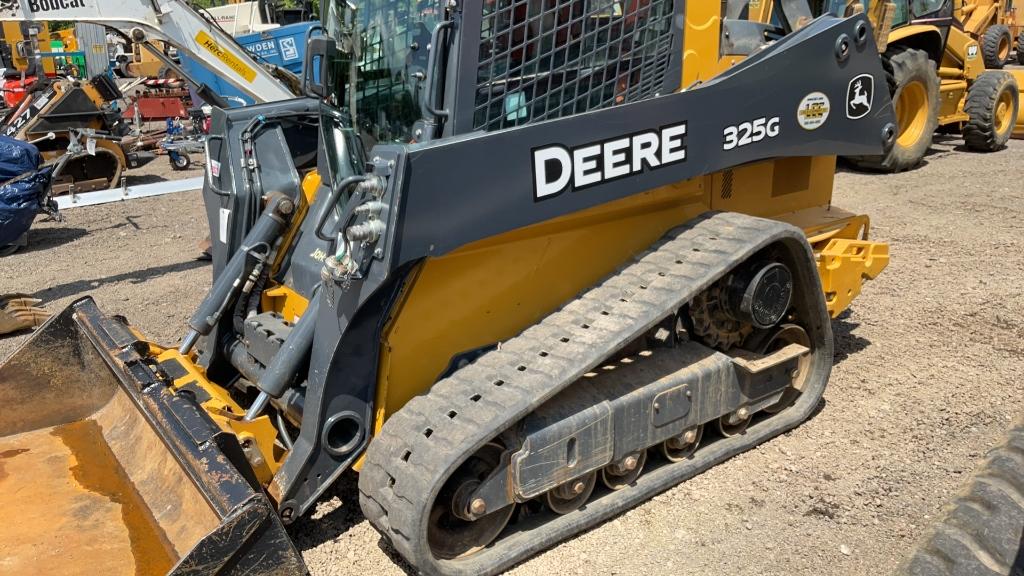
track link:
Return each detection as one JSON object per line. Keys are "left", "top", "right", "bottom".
{"left": 900, "top": 418, "right": 1024, "bottom": 576}
{"left": 359, "top": 212, "right": 834, "bottom": 575}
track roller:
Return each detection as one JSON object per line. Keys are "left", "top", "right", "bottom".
{"left": 544, "top": 471, "right": 597, "bottom": 514}
{"left": 661, "top": 425, "right": 703, "bottom": 462}
{"left": 601, "top": 450, "right": 647, "bottom": 490}
{"left": 718, "top": 407, "right": 752, "bottom": 437}
{"left": 763, "top": 324, "right": 812, "bottom": 413}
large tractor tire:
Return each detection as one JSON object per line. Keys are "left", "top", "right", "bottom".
{"left": 982, "top": 24, "right": 1013, "bottom": 69}
{"left": 962, "top": 71, "right": 1018, "bottom": 152}
{"left": 1017, "top": 31, "right": 1024, "bottom": 66}
{"left": 847, "top": 48, "right": 939, "bottom": 172}
{"left": 899, "top": 417, "right": 1024, "bottom": 576}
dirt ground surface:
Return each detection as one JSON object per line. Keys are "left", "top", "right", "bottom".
{"left": 1, "top": 137, "right": 1022, "bottom": 576}
{"left": 127, "top": 152, "right": 206, "bottom": 187}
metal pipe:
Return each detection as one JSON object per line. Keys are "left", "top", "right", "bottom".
{"left": 258, "top": 293, "right": 320, "bottom": 399}
{"left": 244, "top": 392, "right": 272, "bottom": 421}
{"left": 179, "top": 329, "right": 201, "bottom": 355}
{"left": 275, "top": 411, "right": 294, "bottom": 450}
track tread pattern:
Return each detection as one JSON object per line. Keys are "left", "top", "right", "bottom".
{"left": 900, "top": 419, "right": 1024, "bottom": 576}
{"left": 359, "top": 213, "right": 824, "bottom": 576}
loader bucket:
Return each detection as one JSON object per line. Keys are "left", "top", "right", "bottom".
{"left": 0, "top": 297, "right": 305, "bottom": 576}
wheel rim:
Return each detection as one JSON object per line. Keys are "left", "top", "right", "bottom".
{"left": 999, "top": 36, "right": 1011, "bottom": 61}
{"left": 427, "top": 443, "right": 514, "bottom": 560}
{"left": 895, "top": 80, "right": 929, "bottom": 149}
{"left": 995, "top": 88, "right": 1014, "bottom": 136}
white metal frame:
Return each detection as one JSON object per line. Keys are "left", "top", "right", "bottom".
{"left": 54, "top": 175, "right": 203, "bottom": 210}
{"left": 0, "top": 0, "right": 295, "bottom": 104}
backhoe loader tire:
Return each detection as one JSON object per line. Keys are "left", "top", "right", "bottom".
{"left": 963, "top": 71, "right": 1018, "bottom": 152}
{"left": 899, "top": 417, "right": 1024, "bottom": 576}
{"left": 982, "top": 24, "right": 1013, "bottom": 69}
{"left": 847, "top": 48, "right": 938, "bottom": 172}
{"left": 1017, "top": 32, "right": 1024, "bottom": 65}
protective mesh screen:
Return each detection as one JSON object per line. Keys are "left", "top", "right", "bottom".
{"left": 474, "top": 0, "right": 677, "bottom": 132}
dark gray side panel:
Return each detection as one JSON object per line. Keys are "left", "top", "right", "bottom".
{"left": 390, "top": 14, "right": 894, "bottom": 265}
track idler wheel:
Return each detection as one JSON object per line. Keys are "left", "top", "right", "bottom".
{"left": 545, "top": 471, "right": 597, "bottom": 514}
{"left": 427, "top": 443, "right": 514, "bottom": 560}
{"left": 661, "top": 425, "right": 703, "bottom": 462}
{"left": 763, "top": 324, "right": 812, "bottom": 413}
{"left": 601, "top": 450, "right": 647, "bottom": 490}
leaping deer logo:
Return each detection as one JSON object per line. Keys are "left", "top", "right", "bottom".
{"left": 850, "top": 80, "right": 870, "bottom": 111}
{"left": 847, "top": 74, "right": 873, "bottom": 119}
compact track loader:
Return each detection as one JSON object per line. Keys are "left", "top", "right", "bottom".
{"left": 0, "top": 2, "right": 895, "bottom": 574}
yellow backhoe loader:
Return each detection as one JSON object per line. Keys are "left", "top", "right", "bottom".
{"left": 832, "top": 0, "right": 1024, "bottom": 171}
{"left": 0, "top": 1, "right": 895, "bottom": 575}
{"left": 953, "top": 0, "right": 1023, "bottom": 68}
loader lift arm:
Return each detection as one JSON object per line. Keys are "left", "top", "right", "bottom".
{"left": 0, "top": 0, "right": 297, "bottom": 104}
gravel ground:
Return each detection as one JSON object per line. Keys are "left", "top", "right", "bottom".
{"left": 1, "top": 137, "right": 1021, "bottom": 575}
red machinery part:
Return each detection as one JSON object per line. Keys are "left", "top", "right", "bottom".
{"left": 124, "top": 96, "right": 188, "bottom": 121}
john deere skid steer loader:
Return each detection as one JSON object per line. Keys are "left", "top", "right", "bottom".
{"left": 0, "top": 1, "right": 895, "bottom": 574}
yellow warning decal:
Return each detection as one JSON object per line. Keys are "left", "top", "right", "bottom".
{"left": 195, "top": 30, "right": 256, "bottom": 83}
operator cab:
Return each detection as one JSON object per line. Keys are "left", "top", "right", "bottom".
{"left": 321, "top": 0, "right": 681, "bottom": 148}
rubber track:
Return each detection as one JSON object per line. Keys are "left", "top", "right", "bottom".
{"left": 901, "top": 418, "right": 1024, "bottom": 576}
{"left": 359, "top": 212, "right": 830, "bottom": 575}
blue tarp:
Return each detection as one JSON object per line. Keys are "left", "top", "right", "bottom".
{"left": 0, "top": 136, "right": 41, "bottom": 182}
{"left": 0, "top": 136, "right": 50, "bottom": 247}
